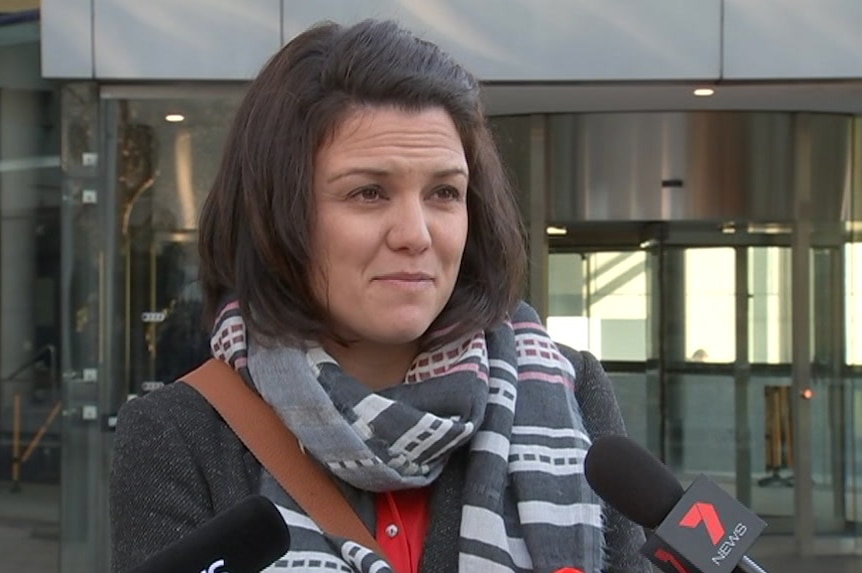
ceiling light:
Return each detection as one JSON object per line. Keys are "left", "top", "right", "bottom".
{"left": 748, "top": 223, "right": 791, "bottom": 235}
{"left": 546, "top": 226, "right": 567, "bottom": 236}
{"left": 165, "top": 114, "right": 185, "bottom": 123}
{"left": 693, "top": 88, "right": 715, "bottom": 97}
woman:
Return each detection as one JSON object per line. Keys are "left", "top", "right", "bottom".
{"left": 110, "top": 19, "right": 649, "bottom": 573}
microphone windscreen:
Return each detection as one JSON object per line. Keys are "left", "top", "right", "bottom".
{"left": 583, "top": 435, "right": 684, "bottom": 529}
{"left": 129, "top": 495, "right": 290, "bottom": 573}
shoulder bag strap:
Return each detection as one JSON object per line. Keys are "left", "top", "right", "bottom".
{"left": 182, "top": 358, "right": 386, "bottom": 557}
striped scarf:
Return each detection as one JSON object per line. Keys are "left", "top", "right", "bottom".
{"left": 210, "top": 300, "right": 604, "bottom": 573}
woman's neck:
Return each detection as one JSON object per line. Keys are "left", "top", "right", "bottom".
{"left": 321, "top": 339, "right": 419, "bottom": 391}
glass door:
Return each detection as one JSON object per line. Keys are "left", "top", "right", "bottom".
{"left": 1, "top": 65, "right": 63, "bottom": 573}
{"left": 807, "top": 246, "right": 850, "bottom": 534}
{"left": 547, "top": 248, "right": 658, "bottom": 453}
{"left": 845, "top": 240, "right": 862, "bottom": 549}
{"left": 746, "top": 246, "right": 795, "bottom": 532}
{"left": 659, "top": 246, "right": 741, "bottom": 502}
{"left": 112, "top": 95, "right": 236, "bottom": 398}
{"left": 59, "top": 88, "right": 242, "bottom": 573}
{"left": 547, "top": 225, "right": 861, "bottom": 548}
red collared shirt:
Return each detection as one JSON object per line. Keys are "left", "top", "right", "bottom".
{"left": 376, "top": 488, "right": 431, "bottom": 573}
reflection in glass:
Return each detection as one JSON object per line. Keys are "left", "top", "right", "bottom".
{"left": 684, "top": 248, "right": 735, "bottom": 363}
{"left": 547, "top": 250, "right": 652, "bottom": 453}
{"left": 547, "top": 251, "right": 647, "bottom": 361}
{"left": 669, "top": 249, "right": 736, "bottom": 483}
{"left": 749, "top": 247, "right": 792, "bottom": 364}
{"left": 846, "top": 242, "right": 862, "bottom": 365}
{"left": 846, "top": 242, "right": 862, "bottom": 535}
{"left": 0, "top": 18, "right": 62, "bottom": 573}
{"left": 114, "top": 98, "right": 239, "bottom": 398}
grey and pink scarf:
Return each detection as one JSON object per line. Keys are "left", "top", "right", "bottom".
{"left": 210, "top": 299, "right": 604, "bottom": 572}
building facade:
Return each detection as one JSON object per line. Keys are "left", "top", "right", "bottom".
{"left": 1, "top": 1, "right": 860, "bottom": 571}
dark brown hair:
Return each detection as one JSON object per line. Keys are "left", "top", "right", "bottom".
{"left": 199, "top": 19, "right": 526, "bottom": 347}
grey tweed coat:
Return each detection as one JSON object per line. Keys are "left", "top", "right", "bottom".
{"left": 109, "top": 346, "right": 651, "bottom": 573}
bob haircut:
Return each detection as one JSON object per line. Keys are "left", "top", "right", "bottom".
{"left": 199, "top": 19, "right": 526, "bottom": 348}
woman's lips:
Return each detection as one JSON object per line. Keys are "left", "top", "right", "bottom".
{"left": 374, "top": 273, "right": 435, "bottom": 289}
{"left": 376, "top": 272, "right": 433, "bottom": 281}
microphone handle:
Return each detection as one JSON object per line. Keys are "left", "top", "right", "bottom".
{"left": 734, "top": 555, "right": 770, "bottom": 573}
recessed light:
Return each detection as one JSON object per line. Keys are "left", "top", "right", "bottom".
{"left": 546, "top": 226, "right": 567, "bottom": 236}
{"left": 693, "top": 88, "right": 715, "bottom": 97}
{"left": 165, "top": 114, "right": 185, "bottom": 123}
{"left": 721, "top": 222, "right": 737, "bottom": 234}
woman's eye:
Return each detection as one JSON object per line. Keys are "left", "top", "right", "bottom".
{"left": 434, "top": 186, "right": 462, "bottom": 200}
{"left": 353, "top": 186, "right": 382, "bottom": 201}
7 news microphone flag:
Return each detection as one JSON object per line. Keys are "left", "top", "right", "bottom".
{"left": 584, "top": 435, "right": 770, "bottom": 573}
{"left": 642, "top": 475, "right": 767, "bottom": 573}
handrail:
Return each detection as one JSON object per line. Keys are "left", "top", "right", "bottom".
{"left": 4, "top": 344, "right": 61, "bottom": 493}
{"left": 1, "top": 344, "right": 58, "bottom": 399}
{"left": 10, "top": 395, "right": 62, "bottom": 493}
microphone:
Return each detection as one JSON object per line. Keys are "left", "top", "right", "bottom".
{"left": 584, "top": 435, "right": 769, "bottom": 573}
{"left": 128, "top": 495, "right": 291, "bottom": 573}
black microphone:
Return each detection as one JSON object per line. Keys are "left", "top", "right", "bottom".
{"left": 584, "top": 435, "right": 769, "bottom": 573}
{"left": 128, "top": 495, "right": 291, "bottom": 573}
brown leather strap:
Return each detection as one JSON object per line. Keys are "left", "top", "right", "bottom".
{"left": 183, "top": 358, "right": 386, "bottom": 557}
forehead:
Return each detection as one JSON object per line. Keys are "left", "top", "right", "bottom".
{"left": 317, "top": 105, "right": 466, "bottom": 164}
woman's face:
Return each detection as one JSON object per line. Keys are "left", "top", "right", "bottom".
{"left": 310, "top": 106, "right": 469, "bottom": 347}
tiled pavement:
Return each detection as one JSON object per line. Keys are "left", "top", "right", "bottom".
{"left": 1, "top": 521, "right": 59, "bottom": 573}
{"left": 1, "top": 481, "right": 60, "bottom": 573}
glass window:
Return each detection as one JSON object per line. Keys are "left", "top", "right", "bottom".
{"left": 683, "top": 248, "right": 735, "bottom": 362}
{"left": 547, "top": 251, "right": 647, "bottom": 360}
{"left": 0, "top": 13, "right": 62, "bottom": 573}
{"left": 749, "top": 247, "right": 792, "bottom": 364}
{"left": 112, "top": 97, "right": 241, "bottom": 393}
{"left": 846, "top": 242, "right": 862, "bottom": 365}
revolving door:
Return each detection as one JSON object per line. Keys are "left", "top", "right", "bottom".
{"left": 546, "top": 222, "right": 860, "bottom": 545}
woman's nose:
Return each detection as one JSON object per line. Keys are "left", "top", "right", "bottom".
{"left": 386, "top": 195, "right": 432, "bottom": 253}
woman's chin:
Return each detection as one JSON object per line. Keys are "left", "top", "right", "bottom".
{"left": 363, "top": 319, "right": 434, "bottom": 346}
